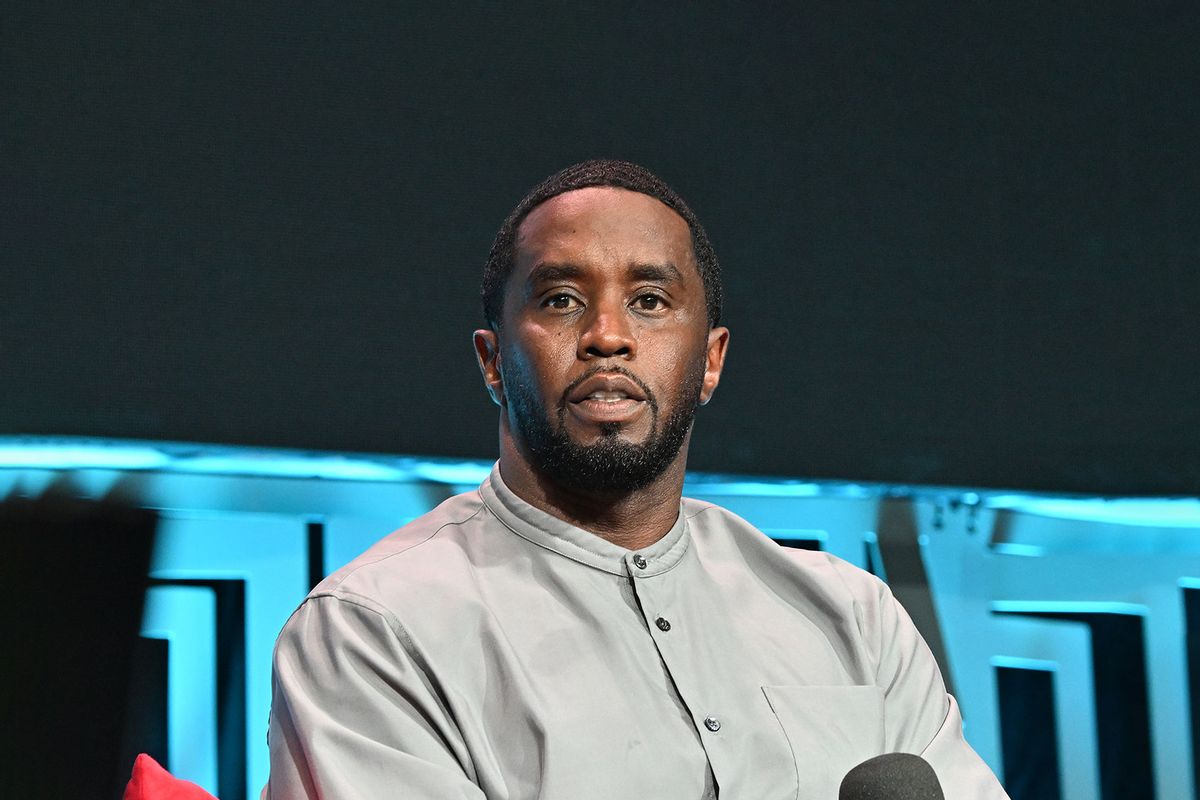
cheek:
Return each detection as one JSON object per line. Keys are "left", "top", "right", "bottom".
{"left": 507, "top": 328, "right": 574, "bottom": 390}
{"left": 667, "top": 331, "right": 708, "bottom": 368}
{"left": 649, "top": 337, "right": 705, "bottom": 398}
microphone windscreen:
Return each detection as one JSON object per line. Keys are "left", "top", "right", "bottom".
{"left": 839, "top": 753, "right": 945, "bottom": 800}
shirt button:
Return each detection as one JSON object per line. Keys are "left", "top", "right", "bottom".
{"left": 655, "top": 617, "right": 671, "bottom": 631}
{"left": 632, "top": 554, "right": 647, "bottom": 569}
{"left": 703, "top": 716, "right": 721, "bottom": 732}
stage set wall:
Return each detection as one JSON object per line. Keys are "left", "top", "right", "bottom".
{"left": 5, "top": 436, "right": 1200, "bottom": 800}
{"left": 7, "top": 4, "right": 1199, "bottom": 498}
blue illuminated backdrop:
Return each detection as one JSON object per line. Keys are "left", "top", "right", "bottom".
{"left": 5, "top": 436, "right": 1200, "bottom": 800}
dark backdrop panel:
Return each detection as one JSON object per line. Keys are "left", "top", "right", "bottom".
{"left": 4, "top": 3, "right": 1198, "bottom": 494}
{"left": 0, "top": 492, "right": 157, "bottom": 799}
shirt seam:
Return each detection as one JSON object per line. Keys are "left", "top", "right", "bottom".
{"left": 296, "top": 592, "right": 477, "bottom": 781}
{"left": 298, "top": 593, "right": 447, "bottom": 731}
{"left": 478, "top": 489, "right": 630, "bottom": 576}
{"left": 307, "top": 590, "right": 422, "bottom": 656}
{"left": 822, "top": 552, "right": 895, "bottom": 686}
{"left": 479, "top": 491, "right": 693, "bottom": 577}
{"left": 682, "top": 498, "right": 718, "bottom": 520}
{"left": 917, "top": 694, "right": 955, "bottom": 757}
{"left": 327, "top": 500, "right": 488, "bottom": 590}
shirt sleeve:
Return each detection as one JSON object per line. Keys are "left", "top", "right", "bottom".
{"left": 264, "top": 594, "right": 487, "bottom": 800}
{"left": 865, "top": 573, "right": 1011, "bottom": 799}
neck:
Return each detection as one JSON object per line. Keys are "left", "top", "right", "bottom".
{"left": 498, "top": 435, "right": 688, "bottom": 551}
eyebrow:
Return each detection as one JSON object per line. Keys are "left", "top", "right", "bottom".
{"left": 525, "top": 261, "right": 686, "bottom": 292}
{"left": 627, "top": 262, "right": 684, "bottom": 284}
{"left": 527, "top": 263, "right": 585, "bottom": 287}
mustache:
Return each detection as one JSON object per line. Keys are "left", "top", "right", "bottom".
{"left": 558, "top": 366, "right": 658, "bottom": 412}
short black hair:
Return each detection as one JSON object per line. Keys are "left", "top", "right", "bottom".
{"left": 481, "top": 159, "right": 723, "bottom": 330}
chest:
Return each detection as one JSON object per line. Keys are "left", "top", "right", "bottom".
{"left": 424, "top": 559, "right": 882, "bottom": 799}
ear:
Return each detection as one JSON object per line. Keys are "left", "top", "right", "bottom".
{"left": 473, "top": 328, "right": 505, "bottom": 407}
{"left": 698, "top": 326, "right": 729, "bottom": 406}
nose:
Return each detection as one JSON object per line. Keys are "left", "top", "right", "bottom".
{"left": 578, "top": 299, "right": 636, "bottom": 360}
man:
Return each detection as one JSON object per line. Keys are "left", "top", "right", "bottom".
{"left": 265, "top": 161, "right": 1009, "bottom": 798}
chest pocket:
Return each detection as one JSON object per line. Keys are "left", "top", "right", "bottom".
{"left": 762, "top": 685, "right": 886, "bottom": 799}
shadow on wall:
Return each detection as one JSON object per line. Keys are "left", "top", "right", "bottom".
{"left": 0, "top": 483, "right": 158, "bottom": 800}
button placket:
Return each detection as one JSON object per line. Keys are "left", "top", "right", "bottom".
{"left": 626, "top": 548, "right": 726, "bottom": 783}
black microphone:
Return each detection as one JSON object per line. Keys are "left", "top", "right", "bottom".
{"left": 839, "top": 753, "right": 945, "bottom": 800}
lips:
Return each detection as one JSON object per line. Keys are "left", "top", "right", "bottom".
{"left": 565, "top": 371, "right": 651, "bottom": 426}
{"left": 567, "top": 373, "right": 648, "bottom": 405}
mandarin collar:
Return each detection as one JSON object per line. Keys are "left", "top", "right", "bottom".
{"left": 479, "top": 463, "right": 691, "bottom": 577}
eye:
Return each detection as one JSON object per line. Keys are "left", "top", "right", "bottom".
{"left": 633, "top": 293, "right": 667, "bottom": 311}
{"left": 542, "top": 292, "right": 581, "bottom": 310}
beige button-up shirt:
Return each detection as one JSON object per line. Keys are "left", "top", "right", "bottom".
{"left": 266, "top": 465, "right": 1008, "bottom": 799}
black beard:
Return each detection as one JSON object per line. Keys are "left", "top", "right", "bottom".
{"left": 505, "top": 361, "right": 705, "bottom": 495}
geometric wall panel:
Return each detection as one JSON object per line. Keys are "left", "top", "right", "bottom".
{"left": 141, "top": 584, "right": 220, "bottom": 794}
{"left": 4, "top": 437, "right": 1200, "bottom": 799}
{"left": 997, "top": 610, "right": 1152, "bottom": 800}
{"left": 996, "top": 664, "right": 1061, "bottom": 800}
{"left": 1183, "top": 587, "right": 1200, "bottom": 798}
{"left": 140, "top": 578, "right": 248, "bottom": 800}
{"left": 987, "top": 617, "right": 1099, "bottom": 800}
{"left": 148, "top": 512, "right": 309, "bottom": 800}
{"left": 924, "top": 499, "right": 1200, "bottom": 800}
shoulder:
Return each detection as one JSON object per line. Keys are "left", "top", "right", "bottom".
{"left": 273, "top": 488, "right": 512, "bottom": 656}
{"left": 305, "top": 488, "right": 507, "bottom": 613}
{"left": 683, "top": 496, "right": 880, "bottom": 578}
{"left": 681, "top": 495, "right": 891, "bottom": 617}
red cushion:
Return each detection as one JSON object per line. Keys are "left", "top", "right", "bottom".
{"left": 123, "top": 753, "right": 219, "bottom": 800}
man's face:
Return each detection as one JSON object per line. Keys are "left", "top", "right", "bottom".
{"left": 475, "top": 187, "right": 728, "bottom": 493}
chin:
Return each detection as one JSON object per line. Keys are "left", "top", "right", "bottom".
{"left": 571, "top": 419, "right": 649, "bottom": 441}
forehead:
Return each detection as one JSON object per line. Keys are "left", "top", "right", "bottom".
{"left": 513, "top": 187, "right": 696, "bottom": 276}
